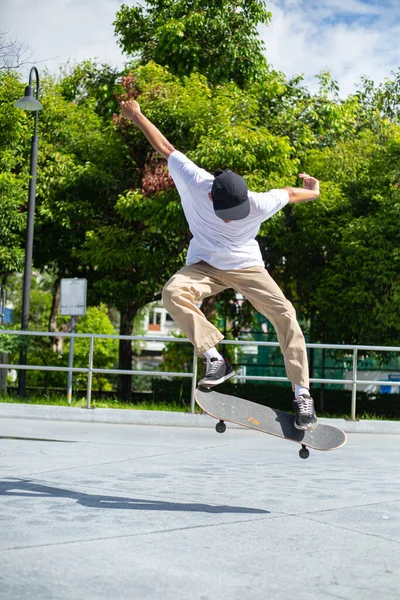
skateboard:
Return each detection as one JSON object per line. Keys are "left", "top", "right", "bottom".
{"left": 195, "top": 387, "right": 347, "bottom": 459}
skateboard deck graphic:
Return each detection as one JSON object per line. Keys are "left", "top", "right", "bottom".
{"left": 196, "top": 387, "right": 346, "bottom": 459}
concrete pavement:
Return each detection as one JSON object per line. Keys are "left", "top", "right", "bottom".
{"left": 0, "top": 417, "right": 399, "bottom": 600}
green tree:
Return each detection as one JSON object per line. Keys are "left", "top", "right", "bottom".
{"left": 250, "top": 70, "right": 362, "bottom": 159}
{"left": 74, "top": 304, "right": 118, "bottom": 392}
{"left": 264, "top": 124, "right": 400, "bottom": 347}
{"left": 27, "top": 75, "right": 134, "bottom": 361}
{"left": 308, "top": 125, "right": 400, "bottom": 345}
{"left": 33, "top": 75, "right": 128, "bottom": 283}
{"left": 114, "top": 0, "right": 271, "bottom": 87}
{"left": 1, "top": 71, "right": 135, "bottom": 393}
{"left": 5, "top": 275, "right": 119, "bottom": 393}
{"left": 357, "top": 69, "right": 400, "bottom": 125}
{"left": 0, "top": 172, "right": 26, "bottom": 281}
{"left": 0, "top": 71, "right": 31, "bottom": 282}
{"left": 4, "top": 273, "right": 68, "bottom": 390}
{"left": 59, "top": 60, "right": 121, "bottom": 119}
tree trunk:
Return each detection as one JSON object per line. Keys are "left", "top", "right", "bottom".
{"left": 49, "top": 279, "right": 63, "bottom": 353}
{"left": 201, "top": 295, "right": 218, "bottom": 321}
{"left": 0, "top": 353, "right": 7, "bottom": 391}
{"left": 117, "top": 305, "right": 136, "bottom": 402}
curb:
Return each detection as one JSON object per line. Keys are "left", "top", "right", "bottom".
{"left": 0, "top": 403, "right": 211, "bottom": 428}
{"left": 1, "top": 403, "right": 400, "bottom": 434}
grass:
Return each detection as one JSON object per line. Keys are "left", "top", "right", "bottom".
{"left": 0, "top": 393, "right": 397, "bottom": 420}
{"left": 0, "top": 393, "right": 194, "bottom": 412}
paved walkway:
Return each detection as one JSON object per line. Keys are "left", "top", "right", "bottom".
{"left": 0, "top": 418, "right": 399, "bottom": 600}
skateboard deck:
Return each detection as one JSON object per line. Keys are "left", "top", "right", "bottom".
{"left": 196, "top": 387, "right": 346, "bottom": 459}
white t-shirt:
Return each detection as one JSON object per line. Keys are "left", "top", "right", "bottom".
{"left": 168, "top": 150, "right": 289, "bottom": 270}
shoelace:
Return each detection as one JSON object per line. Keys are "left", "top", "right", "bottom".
{"left": 296, "top": 396, "right": 314, "bottom": 416}
{"left": 206, "top": 359, "right": 224, "bottom": 376}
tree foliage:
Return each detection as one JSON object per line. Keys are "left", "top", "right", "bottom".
{"left": 114, "top": 0, "right": 270, "bottom": 87}
{"left": 33, "top": 75, "right": 127, "bottom": 279}
{"left": 357, "top": 69, "right": 400, "bottom": 124}
{"left": 264, "top": 124, "right": 400, "bottom": 346}
{"left": 74, "top": 304, "right": 119, "bottom": 392}
{"left": 0, "top": 72, "right": 30, "bottom": 280}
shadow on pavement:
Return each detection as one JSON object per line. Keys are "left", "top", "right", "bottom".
{"left": 0, "top": 436, "right": 75, "bottom": 443}
{"left": 0, "top": 478, "right": 269, "bottom": 514}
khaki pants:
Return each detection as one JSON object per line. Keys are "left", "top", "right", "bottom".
{"left": 162, "top": 261, "right": 309, "bottom": 388}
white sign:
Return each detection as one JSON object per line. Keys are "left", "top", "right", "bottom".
{"left": 60, "top": 278, "right": 87, "bottom": 316}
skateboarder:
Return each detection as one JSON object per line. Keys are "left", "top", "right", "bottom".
{"left": 121, "top": 99, "right": 319, "bottom": 431}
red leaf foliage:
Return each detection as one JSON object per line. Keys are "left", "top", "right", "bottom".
{"left": 141, "top": 156, "right": 175, "bottom": 196}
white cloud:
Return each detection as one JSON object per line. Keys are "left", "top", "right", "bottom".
{"left": 1, "top": 0, "right": 399, "bottom": 96}
{"left": 262, "top": 0, "right": 400, "bottom": 96}
{"left": 0, "top": 0, "right": 127, "bottom": 78}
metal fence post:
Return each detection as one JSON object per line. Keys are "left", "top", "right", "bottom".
{"left": 351, "top": 348, "right": 358, "bottom": 420}
{"left": 86, "top": 336, "right": 94, "bottom": 409}
{"left": 190, "top": 348, "right": 198, "bottom": 413}
{"left": 0, "top": 352, "right": 7, "bottom": 391}
{"left": 67, "top": 317, "right": 76, "bottom": 405}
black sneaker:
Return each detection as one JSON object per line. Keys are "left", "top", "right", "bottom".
{"left": 293, "top": 394, "right": 318, "bottom": 431}
{"left": 198, "top": 358, "right": 235, "bottom": 387}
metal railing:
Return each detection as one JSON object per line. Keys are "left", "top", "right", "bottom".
{"left": 0, "top": 328, "right": 399, "bottom": 419}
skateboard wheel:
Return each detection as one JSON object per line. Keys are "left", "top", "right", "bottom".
{"left": 299, "top": 446, "right": 309, "bottom": 459}
{"left": 215, "top": 421, "right": 226, "bottom": 434}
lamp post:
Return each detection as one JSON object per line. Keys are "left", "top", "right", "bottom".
{"left": 14, "top": 66, "right": 43, "bottom": 397}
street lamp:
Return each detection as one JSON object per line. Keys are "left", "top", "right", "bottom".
{"left": 14, "top": 66, "right": 43, "bottom": 397}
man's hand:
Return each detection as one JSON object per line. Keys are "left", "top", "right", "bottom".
{"left": 120, "top": 100, "right": 141, "bottom": 122}
{"left": 285, "top": 173, "right": 320, "bottom": 204}
{"left": 299, "top": 172, "right": 320, "bottom": 194}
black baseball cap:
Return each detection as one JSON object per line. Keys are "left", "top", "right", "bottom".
{"left": 211, "top": 170, "right": 250, "bottom": 221}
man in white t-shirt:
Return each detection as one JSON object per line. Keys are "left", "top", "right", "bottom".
{"left": 121, "top": 99, "right": 319, "bottom": 431}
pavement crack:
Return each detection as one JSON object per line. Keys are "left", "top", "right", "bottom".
{"left": 0, "top": 514, "right": 280, "bottom": 553}
{"left": 294, "top": 498, "right": 400, "bottom": 518}
{"left": 294, "top": 513, "right": 400, "bottom": 546}
{"left": 14, "top": 444, "right": 232, "bottom": 478}
{"left": 320, "top": 592, "right": 350, "bottom": 600}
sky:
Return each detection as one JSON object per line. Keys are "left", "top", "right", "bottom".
{"left": 1, "top": 0, "right": 399, "bottom": 96}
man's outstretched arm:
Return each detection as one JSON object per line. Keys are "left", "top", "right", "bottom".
{"left": 120, "top": 100, "right": 176, "bottom": 160}
{"left": 285, "top": 173, "right": 320, "bottom": 204}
